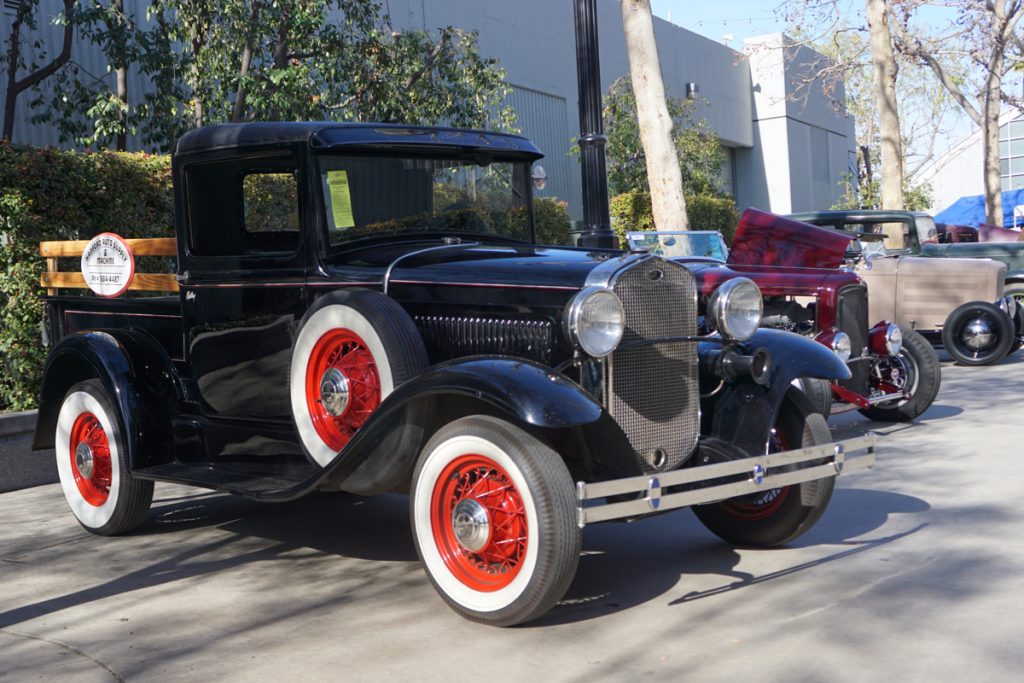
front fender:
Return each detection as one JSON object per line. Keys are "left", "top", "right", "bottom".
{"left": 318, "top": 357, "right": 607, "bottom": 495}
{"left": 700, "top": 328, "right": 848, "bottom": 457}
{"left": 32, "top": 330, "right": 183, "bottom": 470}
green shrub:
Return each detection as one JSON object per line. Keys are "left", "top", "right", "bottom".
{"left": 0, "top": 144, "right": 175, "bottom": 411}
{"left": 532, "top": 197, "right": 572, "bottom": 246}
{"left": 609, "top": 191, "right": 740, "bottom": 246}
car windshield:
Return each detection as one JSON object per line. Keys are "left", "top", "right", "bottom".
{"left": 626, "top": 231, "right": 728, "bottom": 260}
{"left": 317, "top": 154, "right": 533, "bottom": 246}
{"left": 916, "top": 215, "right": 939, "bottom": 245}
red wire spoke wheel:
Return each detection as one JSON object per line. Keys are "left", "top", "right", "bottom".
{"left": 304, "top": 329, "right": 381, "bottom": 452}
{"left": 693, "top": 389, "right": 835, "bottom": 548}
{"left": 55, "top": 379, "right": 153, "bottom": 536}
{"left": 429, "top": 453, "right": 528, "bottom": 592}
{"left": 68, "top": 412, "right": 113, "bottom": 506}
{"left": 411, "top": 416, "right": 580, "bottom": 626}
{"left": 718, "top": 428, "right": 791, "bottom": 521}
{"left": 290, "top": 291, "right": 428, "bottom": 468}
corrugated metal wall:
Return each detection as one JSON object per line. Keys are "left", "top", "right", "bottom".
{"left": 1, "top": 0, "right": 151, "bottom": 149}
{"left": 505, "top": 84, "right": 581, "bottom": 218}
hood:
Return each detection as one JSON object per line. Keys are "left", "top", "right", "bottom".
{"left": 326, "top": 239, "right": 618, "bottom": 291}
{"left": 684, "top": 261, "right": 859, "bottom": 298}
{"left": 728, "top": 208, "right": 853, "bottom": 270}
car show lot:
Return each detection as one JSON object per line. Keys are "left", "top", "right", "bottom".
{"left": 2, "top": 354, "right": 1023, "bottom": 682}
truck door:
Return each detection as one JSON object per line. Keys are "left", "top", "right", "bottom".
{"left": 177, "top": 149, "right": 309, "bottom": 433}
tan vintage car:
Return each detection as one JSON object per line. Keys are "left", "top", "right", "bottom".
{"left": 848, "top": 232, "right": 1019, "bottom": 365}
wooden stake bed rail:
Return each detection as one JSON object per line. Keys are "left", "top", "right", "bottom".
{"left": 39, "top": 237, "right": 179, "bottom": 295}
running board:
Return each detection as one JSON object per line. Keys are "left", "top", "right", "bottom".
{"left": 133, "top": 462, "right": 318, "bottom": 499}
{"left": 575, "top": 433, "right": 877, "bottom": 527}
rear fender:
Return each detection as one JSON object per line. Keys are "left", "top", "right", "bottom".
{"left": 33, "top": 330, "right": 184, "bottom": 470}
{"left": 1005, "top": 270, "right": 1024, "bottom": 283}
{"left": 702, "top": 329, "right": 848, "bottom": 456}
{"left": 318, "top": 357, "right": 631, "bottom": 495}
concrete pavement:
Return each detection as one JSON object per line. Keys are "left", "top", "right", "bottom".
{"left": 1, "top": 354, "right": 1022, "bottom": 681}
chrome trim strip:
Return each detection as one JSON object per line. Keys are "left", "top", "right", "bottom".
{"left": 387, "top": 279, "right": 580, "bottom": 291}
{"left": 584, "top": 251, "right": 653, "bottom": 289}
{"left": 575, "top": 433, "right": 876, "bottom": 527}
{"left": 382, "top": 241, "right": 480, "bottom": 295}
{"left": 63, "top": 310, "right": 182, "bottom": 319}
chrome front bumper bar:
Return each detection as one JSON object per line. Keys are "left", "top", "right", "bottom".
{"left": 575, "top": 433, "right": 877, "bottom": 527}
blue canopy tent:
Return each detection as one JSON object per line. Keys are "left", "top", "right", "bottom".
{"left": 935, "top": 188, "right": 1024, "bottom": 227}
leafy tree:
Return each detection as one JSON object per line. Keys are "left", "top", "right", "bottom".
{"left": 603, "top": 76, "right": 726, "bottom": 198}
{"left": 29, "top": 0, "right": 515, "bottom": 152}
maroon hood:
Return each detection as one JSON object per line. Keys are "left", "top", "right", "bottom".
{"left": 728, "top": 208, "right": 853, "bottom": 269}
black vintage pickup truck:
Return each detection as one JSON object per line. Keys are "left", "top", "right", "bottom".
{"left": 34, "top": 122, "right": 874, "bottom": 626}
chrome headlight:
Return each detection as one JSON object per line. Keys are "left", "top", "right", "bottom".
{"left": 831, "top": 331, "right": 852, "bottom": 363}
{"left": 707, "top": 277, "right": 763, "bottom": 341}
{"left": 1000, "top": 296, "right": 1016, "bottom": 319}
{"left": 884, "top": 323, "right": 903, "bottom": 355}
{"left": 564, "top": 287, "right": 625, "bottom": 357}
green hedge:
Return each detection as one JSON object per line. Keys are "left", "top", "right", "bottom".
{"left": 609, "top": 191, "right": 740, "bottom": 246}
{"left": 0, "top": 144, "right": 174, "bottom": 411}
{"left": 532, "top": 197, "right": 572, "bottom": 246}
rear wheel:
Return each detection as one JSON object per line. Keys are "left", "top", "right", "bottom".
{"left": 693, "top": 389, "right": 834, "bottom": 548}
{"left": 55, "top": 379, "right": 153, "bottom": 535}
{"left": 410, "top": 416, "right": 580, "bottom": 626}
{"left": 941, "top": 301, "right": 1014, "bottom": 366}
{"left": 859, "top": 326, "right": 941, "bottom": 422}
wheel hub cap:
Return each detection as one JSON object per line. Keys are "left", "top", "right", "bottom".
{"left": 962, "top": 318, "right": 993, "bottom": 350}
{"left": 451, "top": 499, "right": 490, "bottom": 552}
{"left": 319, "top": 367, "right": 350, "bottom": 417}
{"left": 74, "top": 442, "right": 94, "bottom": 478}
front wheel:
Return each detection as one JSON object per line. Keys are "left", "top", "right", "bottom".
{"left": 410, "top": 416, "right": 581, "bottom": 626}
{"left": 941, "top": 301, "right": 1014, "bottom": 366}
{"left": 859, "top": 326, "right": 941, "bottom": 422}
{"left": 693, "top": 389, "right": 834, "bottom": 548}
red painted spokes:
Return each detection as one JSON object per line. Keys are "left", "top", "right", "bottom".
{"left": 721, "top": 427, "right": 791, "bottom": 520}
{"left": 305, "top": 329, "right": 381, "bottom": 452}
{"left": 69, "top": 412, "right": 112, "bottom": 506}
{"left": 431, "top": 454, "right": 528, "bottom": 592}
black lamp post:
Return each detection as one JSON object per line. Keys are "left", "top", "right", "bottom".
{"left": 573, "top": 0, "right": 616, "bottom": 249}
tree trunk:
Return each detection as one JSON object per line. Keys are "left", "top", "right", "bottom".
{"left": 232, "top": 1, "right": 263, "bottom": 123}
{"left": 3, "top": 0, "right": 76, "bottom": 142}
{"left": 113, "top": 0, "right": 127, "bottom": 151}
{"left": 982, "top": 77, "right": 1003, "bottom": 226}
{"left": 620, "top": 0, "right": 687, "bottom": 229}
{"left": 866, "top": 0, "right": 904, "bottom": 210}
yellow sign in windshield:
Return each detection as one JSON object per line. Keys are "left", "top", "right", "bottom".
{"left": 326, "top": 170, "right": 355, "bottom": 229}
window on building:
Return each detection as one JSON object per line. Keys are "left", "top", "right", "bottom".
{"left": 3, "top": 1, "right": 21, "bottom": 18}
{"left": 998, "top": 115, "right": 1024, "bottom": 192}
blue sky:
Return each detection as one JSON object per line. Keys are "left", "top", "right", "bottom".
{"left": 650, "top": 0, "right": 788, "bottom": 45}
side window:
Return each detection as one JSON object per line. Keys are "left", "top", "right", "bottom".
{"left": 243, "top": 172, "right": 300, "bottom": 234}
{"left": 187, "top": 154, "right": 301, "bottom": 257}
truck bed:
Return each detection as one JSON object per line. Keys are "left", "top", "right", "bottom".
{"left": 44, "top": 295, "right": 183, "bottom": 361}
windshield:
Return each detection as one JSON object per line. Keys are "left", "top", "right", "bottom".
{"left": 916, "top": 216, "right": 939, "bottom": 245}
{"left": 317, "top": 154, "right": 533, "bottom": 246}
{"left": 626, "top": 231, "right": 728, "bottom": 260}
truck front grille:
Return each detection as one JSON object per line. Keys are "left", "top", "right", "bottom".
{"left": 609, "top": 258, "right": 699, "bottom": 473}
{"left": 835, "top": 284, "right": 869, "bottom": 393}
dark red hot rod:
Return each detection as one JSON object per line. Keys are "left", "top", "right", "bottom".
{"left": 629, "top": 209, "right": 942, "bottom": 422}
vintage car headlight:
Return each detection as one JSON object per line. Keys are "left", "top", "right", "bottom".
{"left": 564, "top": 287, "right": 625, "bottom": 357}
{"left": 707, "top": 278, "right": 763, "bottom": 341}
{"left": 816, "top": 329, "right": 852, "bottom": 363}
{"left": 999, "top": 296, "right": 1017, "bottom": 319}
{"left": 884, "top": 323, "right": 903, "bottom": 355}
{"left": 868, "top": 321, "right": 902, "bottom": 356}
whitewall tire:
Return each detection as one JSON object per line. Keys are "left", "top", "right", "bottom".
{"left": 410, "top": 416, "right": 580, "bottom": 626}
{"left": 289, "top": 289, "right": 427, "bottom": 468}
{"left": 55, "top": 379, "right": 153, "bottom": 535}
